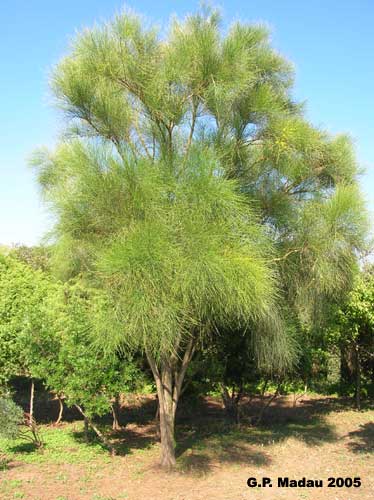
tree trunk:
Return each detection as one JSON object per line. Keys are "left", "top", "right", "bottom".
{"left": 55, "top": 396, "right": 64, "bottom": 425}
{"left": 256, "top": 380, "right": 282, "bottom": 424}
{"left": 355, "top": 344, "right": 361, "bottom": 410}
{"left": 221, "top": 386, "right": 238, "bottom": 423}
{"left": 111, "top": 395, "right": 122, "bottom": 431}
{"left": 221, "top": 383, "right": 243, "bottom": 424}
{"left": 29, "top": 379, "right": 35, "bottom": 420}
{"left": 154, "top": 400, "right": 160, "bottom": 439}
{"left": 340, "top": 345, "right": 354, "bottom": 385}
{"left": 146, "top": 337, "right": 195, "bottom": 469}
{"left": 158, "top": 367, "right": 176, "bottom": 469}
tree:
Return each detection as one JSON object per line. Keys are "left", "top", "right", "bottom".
{"left": 0, "top": 253, "right": 53, "bottom": 412}
{"left": 192, "top": 320, "right": 296, "bottom": 423}
{"left": 32, "top": 7, "right": 367, "bottom": 467}
{"left": 0, "top": 252, "right": 141, "bottom": 442}
{"left": 10, "top": 244, "right": 51, "bottom": 273}
{"left": 31, "top": 281, "right": 145, "bottom": 437}
{"left": 332, "top": 267, "right": 374, "bottom": 408}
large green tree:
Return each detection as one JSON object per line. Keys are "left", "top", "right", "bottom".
{"left": 32, "top": 7, "right": 367, "bottom": 467}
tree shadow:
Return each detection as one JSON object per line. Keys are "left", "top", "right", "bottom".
{"left": 173, "top": 400, "right": 339, "bottom": 474}
{"left": 347, "top": 422, "right": 374, "bottom": 454}
{"left": 175, "top": 423, "right": 272, "bottom": 475}
{"left": 295, "top": 396, "right": 373, "bottom": 415}
{"left": 72, "top": 422, "right": 157, "bottom": 456}
{"left": 6, "top": 393, "right": 349, "bottom": 475}
{"left": 5, "top": 442, "right": 39, "bottom": 454}
{"left": 120, "top": 396, "right": 158, "bottom": 426}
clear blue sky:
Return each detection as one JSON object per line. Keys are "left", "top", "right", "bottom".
{"left": 1, "top": 0, "right": 373, "bottom": 245}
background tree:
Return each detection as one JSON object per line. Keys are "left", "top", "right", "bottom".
{"left": 0, "top": 253, "right": 53, "bottom": 414}
{"left": 332, "top": 266, "right": 374, "bottom": 408}
{"left": 10, "top": 245, "right": 51, "bottom": 273}
{"left": 0, "top": 251, "right": 143, "bottom": 446}
{"left": 192, "top": 319, "right": 297, "bottom": 423}
{"left": 32, "top": 7, "right": 367, "bottom": 467}
{"left": 30, "top": 281, "right": 145, "bottom": 436}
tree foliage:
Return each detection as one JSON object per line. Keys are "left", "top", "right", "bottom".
{"left": 0, "top": 251, "right": 143, "bottom": 438}
{"left": 31, "top": 281, "right": 145, "bottom": 419}
{"left": 30, "top": 6, "right": 368, "bottom": 467}
{"left": 333, "top": 266, "right": 374, "bottom": 402}
{"left": 0, "top": 254, "right": 53, "bottom": 388}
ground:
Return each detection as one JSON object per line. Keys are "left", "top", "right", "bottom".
{"left": 0, "top": 395, "right": 373, "bottom": 500}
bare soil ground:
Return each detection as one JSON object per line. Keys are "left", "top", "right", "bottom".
{"left": 0, "top": 395, "right": 373, "bottom": 500}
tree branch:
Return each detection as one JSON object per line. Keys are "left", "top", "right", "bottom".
{"left": 184, "top": 98, "right": 198, "bottom": 162}
{"left": 268, "top": 247, "right": 305, "bottom": 263}
{"left": 172, "top": 336, "right": 195, "bottom": 415}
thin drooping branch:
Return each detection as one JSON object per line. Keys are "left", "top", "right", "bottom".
{"left": 77, "top": 109, "right": 126, "bottom": 159}
{"left": 74, "top": 405, "right": 116, "bottom": 456}
{"left": 118, "top": 77, "right": 168, "bottom": 130}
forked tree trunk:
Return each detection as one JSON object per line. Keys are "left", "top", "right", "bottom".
{"left": 146, "top": 337, "right": 195, "bottom": 469}
{"left": 256, "top": 380, "right": 282, "bottom": 425}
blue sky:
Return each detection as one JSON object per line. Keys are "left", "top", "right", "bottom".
{"left": 1, "top": 0, "right": 373, "bottom": 245}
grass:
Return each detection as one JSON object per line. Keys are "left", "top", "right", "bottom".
{"left": 0, "top": 421, "right": 112, "bottom": 465}
{"left": 0, "top": 479, "right": 25, "bottom": 500}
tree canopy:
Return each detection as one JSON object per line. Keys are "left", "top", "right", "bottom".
{"left": 31, "top": 7, "right": 368, "bottom": 467}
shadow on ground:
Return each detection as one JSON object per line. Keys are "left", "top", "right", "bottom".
{"left": 173, "top": 398, "right": 339, "bottom": 474}
{"left": 58, "top": 394, "right": 341, "bottom": 473}
{"left": 347, "top": 422, "right": 374, "bottom": 454}
{"left": 72, "top": 423, "right": 157, "bottom": 456}
{"left": 9, "top": 389, "right": 372, "bottom": 475}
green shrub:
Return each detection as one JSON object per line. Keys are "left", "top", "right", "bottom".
{"left": 0, "top": 397, "right": 24, "bottom": 439}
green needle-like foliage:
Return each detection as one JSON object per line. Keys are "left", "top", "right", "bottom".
{"left": 31, "top": 5, "right": 368, "bottom": 467}
{"left": 34, "top": 139, "right": 280, "bottom": 363}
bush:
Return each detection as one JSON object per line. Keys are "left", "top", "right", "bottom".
{"left": 0, "top": 397, "right": 24, "bottom": 439}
